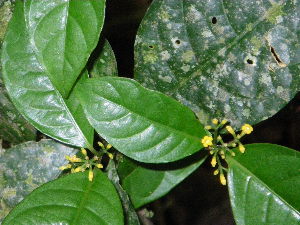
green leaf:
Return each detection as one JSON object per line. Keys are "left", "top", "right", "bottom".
{"left": 118, "top": 154, "right": 206, "bottom": 208}
{"left": 89, "top": 40, "right": 118, "bottom": 78}
{"left": 2, "top": 170, "right": 124, "bottom": 225}
{"left": 134, "top": 0, "right": 300, "bottom": 128}
{"left": 0, "top": 76, "right": 36, "bottom": 144}
{"left": 23, "top": 0, "right": 105, "bottom": 97}
{"left": 78, "top": 77, "right": 206, "bottom": 163}
{"left": 227, "top": 144, "right": 300, "bottom": 225}
{"left": 106, "top": 160, "right": 140, "bottom": 225}
{"left": 0, "top": 0, "right": 36, "bottom": 144}
{"left": 1, "top": 1, "right": 95, "bottom": 148}
{"left": 0, "top": 139, "right": 77, "bottom": 222}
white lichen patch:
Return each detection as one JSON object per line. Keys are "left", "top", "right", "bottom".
{"left": 276, "top": 86, "right": 290, "bottom": 101}
{"left": 202, "top": 29, "right": 213, "bottom": 38}
{"left": 242, "top": 108, "right": 250, "bottom": 118}
{"left": 182, "top": 50, "right": 195, "bottom": 62}
{"left": 186, "top": 5, "right": 201, "bottom": 23}
{"left": 181, "top": 65, "right": 191, "bottom": 72}
{"left": 144, "top": 53, "right": 158, "bottom": 64}
{"left": 158, "top": 75, "right": 172, "bottom": 83}
{"left": 259, "top": 73, "right": 272, "bottom": 85}
{"left": 160, "top": 50, "right": 171, "bottom": 60}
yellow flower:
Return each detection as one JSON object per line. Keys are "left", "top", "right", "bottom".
{"left": 205, "top": 125, "right": 212, "bottom": 130}
{"left": 88, "top": 170, "right": 94, "bottom": 182}
{"left": 226, "top": 126, "right": 235, "bottom": 135}
{"left": 241, "top": 124, "right": 253, "bottom": 135}
{"left": 107, "top": 153, "right": 114, "bottom": 159}
{"left": 211, "top": 156, "right": 217, "bottom": 167}
{"left": 221, "top": 119, "right": 228, "bottom": 125}
{"left": 59, "top": 164, "right": 71, "bottom": 171}
{"left": 201, "top": 136, "right": 213, "bottom": 147}
{"left": 81, "top": 148, "right": 87, "bottom": 156}
{"left": 212, "top": 118, "right": 219, "bottom": 125}
{"left": 106, "top": 144, "right": 112, "bottom": 150}
{"left": 239, "top": 144, "right": 245, "bottom": 153}
{"left": 66, "top": 155, "right": 82, "bottom": 163}
{"left": 213, "top": 169, "right": 219, "bottom": 175}
{"left": 220, "top": 174, "right": 226, "bottom": 185}
{"left": 96, "top": 163, "right": 103, "bottom": 169}
{"left": 74, "top": 167, "right": 83, "bottom": 173}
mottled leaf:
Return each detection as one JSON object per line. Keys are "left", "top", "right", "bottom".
{"left": 2, "top": 170, "right": 124, "bottom": 225}
{"left": 227, "top": 144, "right": 300, "bottom": 225}
{"left": 1, "top": 0, "right": 95, "bottom": 148}
{"left": 23, "top": 0, "right": 105, "bottom": 97}
{"left": 0, "top": 139, "right": 77, "bottom": 223}
{"left": 78, "top": 77, "right": 207, "bottom": 163}
{"left": 89, "top": 40, "right": 118, "bottom": 78}
{"left": 118, "top": 155, "right": 206, "bottom": 208}
{"left": 135, "top": 0, "right": 300, "bottom": 128}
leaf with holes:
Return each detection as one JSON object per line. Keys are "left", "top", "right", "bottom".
{"left": 2, "top": 170, "right": 123, "bottom": 225}
{"left": 78, "top": 77, "right": 207, "bottom": 163}
{"left": 227, "top": 144, "right": 300, "bottom": 225}
{"left": 1, "top": 0, "right": 97, "bottom": 148}
{"left": 135, "top": 0, "right": 300, "bottom": 128}
{"left": 118, "top": 155, "right": 206, "bottom": 208}
{"left": 89, "top": 40, "right": 118, "bottom": 78}
{"left": 0, "top": 139, "right": 77, "bottom": 223}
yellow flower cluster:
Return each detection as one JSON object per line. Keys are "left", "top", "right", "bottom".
{"left": 201, "top": 118, "right": 253, "bottom": 186}
{"left": 59, "top": 141, "right": 114, "bottom": 182}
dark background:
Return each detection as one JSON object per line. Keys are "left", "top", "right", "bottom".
{"left": 102, "top": 1, "right": 300, "bottom": 225}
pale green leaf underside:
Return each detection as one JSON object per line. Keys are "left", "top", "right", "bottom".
{"left": 119, "top": 156, "right": 206, "bottom": 208}
{"left": 0, "top": 139, "right": 77, "bottom": 223}
{"left": 227, "top": 144, "right": 300, "bottom": 225}
{"left": 79, "top": 77, "right": 206, "bottom": 163}
{"left": 135, "top": 0, "right": 300, "bottom": 128}
{"left": 2, "top": 170, "right": 123, "bottom": 225}
{"left": 25, "top": 0, "right": 105, "bottom": 97}
{"left": 1, "top": 1, "right": 94, "bottom": 148}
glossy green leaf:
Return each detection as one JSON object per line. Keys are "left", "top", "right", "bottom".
{"left": 118, "top": 155, "right": 206, "bottom": 208}
{"left": 23, "top": 0, "right": 105, "bottom": 97}
{"left": 2, "top": 170, "right": 123, "bottom": 225}
{"left": 135, "top": 0, "right": 300, "bottom": 128}
{"left": 227, "top": 144, "right": 300, "bottom": 225}
{"left": 1, "top": 0, "right": 95, "bottom": 148}
{"left": 0, "top": 0, "right": 36, "bottom": 144}
{"left": 79, "top": 77, "right": 206, "bottom": 163}
{"left": 106, "top": 160, "right": 140, "bottom": 225}
{"left": 0, "top": 139, "right": 77, "bottom": 222}
{"left": 89, "top": 40, "right": 118, "bottom": 78}
{"left": 0, "top": 75, "right": 36, "bottom": 144}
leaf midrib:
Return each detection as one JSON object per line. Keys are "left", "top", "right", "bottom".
{"left": 91, "top": 89, "right": 203, "bottom": 143}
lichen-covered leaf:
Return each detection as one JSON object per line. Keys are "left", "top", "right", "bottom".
{"left": 2, "top": 170, "right": 123, "bottom": 225}
{"left": 89, "top": 40, "right": 118, "bottom": 78}
{"left": 0, "top": 139, "right": 77, "bottom": 223}
{"left": 135, "top": 0, "right": 300, "bottom": 127}
{"left": 1, "top": 0, "right": 95, "bottom": 148}
{"left": 227, "top": 144, "right": 300, "bottom": 225}
{"left": 78, "top": 77, "right": 206, "bottom": 163}
{"left": 118, "top": 155, "right": 206, "bottom": 208}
